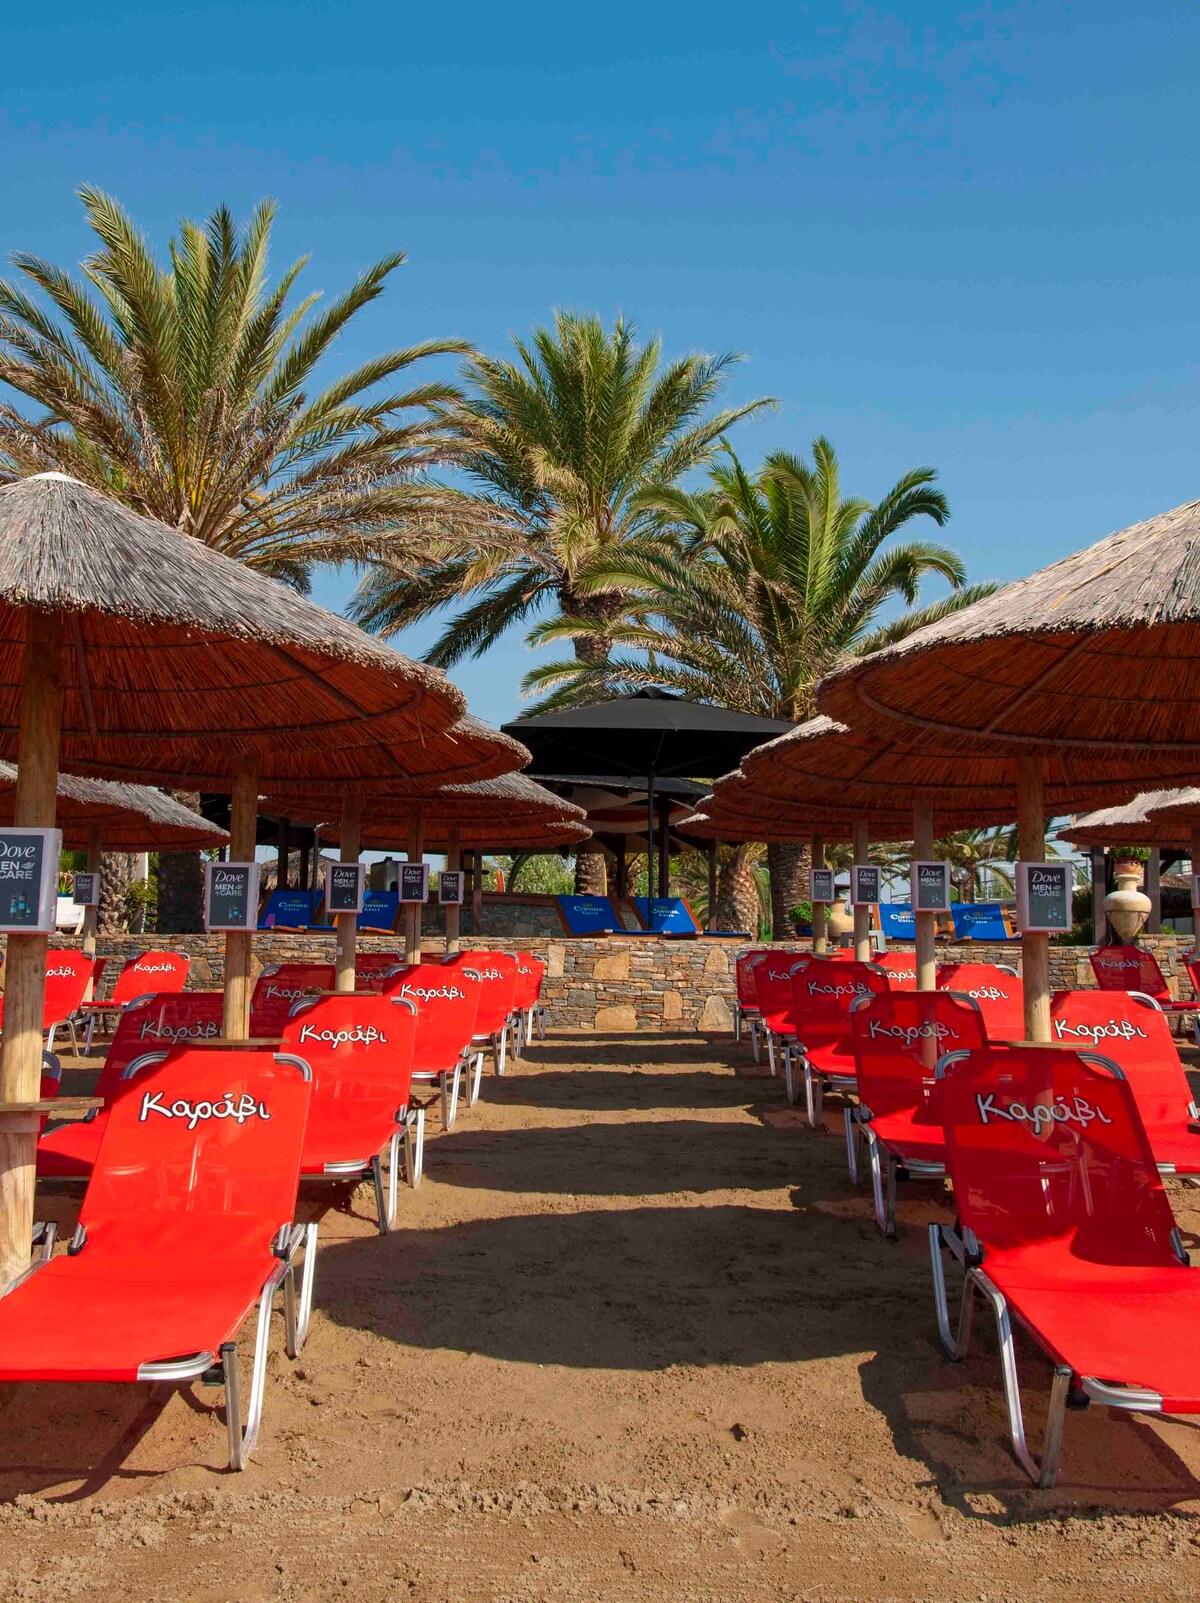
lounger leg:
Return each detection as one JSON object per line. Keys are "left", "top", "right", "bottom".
{"left": 929, "top": 1224, "right": 977, "bottom": 1361}
{"left": 446, "top": 1061, "right": 462, "bottom": 1128}
{"left": 784, "top": 1047, "right": 800, "bottom": 1107}
{"left": 220, "top": 1270, "right": 278, "bottom": 1471}
{"left": 369, "top": 1153, "right": 392, "bottom": 1234}
{"left": 975, "top": 1270, "right": 1072, "bottom": 1487}
{"left": 46, "top": 1023, "right": 57, "bottom": 1054}
{"left": 470, "top": 1051, "right": 484, "bottom": 1104}
{"left": 84, "top": 1012, "right": 97, "bottom": 1055}
{"left": 283, "top": 1223, "right": 318, "bottom": 1355}
{"left": 803, "top": 1062, "right": 824, "bottom": 1130}
{"left": 750, "top": 1018, "right": 760, "bottom": 1064}
{"left": 734, "top": 1004, "right": 742, "bottom": 1043}
{"left": 495, "top": 1029, "right": 507, "bottom": 1077}
{"left": 68, "top": 1019, "right": 81, "bottom": 1057}
{"left": 766, "top": 1032, "right": 777, "bottom": 1077}
{"left": 844, "top": 1108, "right": 860, "bottom": 1184}
{"left": 404, "top": 1107, "right": 425, "bottom": 1188}
{"left": 440, "top": 1072, "right": 451, "bottom": 1130}
{"left": 867, "top": 1134, "right": 896, "bottom": 1238}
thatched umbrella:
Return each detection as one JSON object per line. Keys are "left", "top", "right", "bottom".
{"left": 0, "top": 472, "right": 475, "bottom": 1288}
{"left": 723, "top": 712, "right": 1150, "bottom": 994}
{"left": 1058, "top": 790, "right": 1194, "bottom": 852}
{"left": 0, "top": 761, "right": 227, "bottom": 957}
{"left": 814, "top": 499, "right": 1200, "bottom": 1036}
{"left": 294, "top": 774, "right": 589, "bottom": 959}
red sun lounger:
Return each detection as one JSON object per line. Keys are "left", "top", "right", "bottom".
{"left": 734, "top": 948, "right": 779, "bottom": 1058}
{"left": 1049, "top": 989, "right": 1200, "bottom": 1176}
{"left": 446, "top": 952, "right": 520, "bottom": 1077}
{"left": 936, "top": 963, "right": 1023, "bottom": 1041}
{"left": 280, "top": 992, "right": 420, "bottom": 1227}
{"left": 929, "top": 1043, "right": 1200, "bottom": 1487}
{"left": 0, "top": 1046, "right": 316, "bottom": 1471}
{"left": 249, "top": 963, "right": 336, "bottom": 1036}
{"left": 748, "top": 954, "right": 810, "bottom": 1077}
{"left": 787, "top": 957, "right": 889, "bottom": 1125}
{"left": 384, "top": 964, "right": 483, "bottom": 1138}
{"left": 873, "top": 951, "right": 918, "bottom": 989}
{"left": 1090, "top": 945, "right": 1199, "bottom": 1040}
{"left": 75, "top": 949, "right": 191, "bottom": 1051}
{"left": 38, "top": 992, "right": 226, "bottom": 1179}
{"left": 0, "top": 948, "right": 95, "bottom": 1056}
{"left": 848, "top": 991, "right": 987, "bottom": 1235}
{"left": 512, "top": 952, "right": 548, "bottom": 1054}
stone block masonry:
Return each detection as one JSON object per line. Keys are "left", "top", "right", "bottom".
{"left": 27, "top": 931, "right": 1197, "bottom": 1035}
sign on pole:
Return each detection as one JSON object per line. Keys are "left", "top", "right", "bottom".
{"left": 809, "top": 867, "right": 835, "bottom": 904}
{"left": 325, "top": 861, "right": 366, "bottom": 917}
{"left": 438, "top": 870, "right": 464, "bottom": 906}
{"left": 0, "top": 828, "right": 62, "bottom": 933}
{"left": 850, "top": 864, "right": 881, "bottom": 906}
{"left": 1015, "top": 861, "right": 1073, "bottom": 933}
{"left": 910, "top": 859, "right": 952, "bottom": 913}
{"left": 399, "top": 862, "right": 430, "bottom": 904}
{"left": 72, "top": 870, "right": 100, "bottom": 908}
{"left": 204, "top": 860, "right": 260, "bottom": 931}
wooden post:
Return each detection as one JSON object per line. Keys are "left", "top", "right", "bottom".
{"left": 472, "top": 849, "right": 484, "bottom": 935}
{"left": 811, "top": 833, "right": 827, "bottom": 954}
{"left": 444, "top": 827, "right": 462, "bottom": 955}
{"left": 334, "top": 793, "right": 361, "bottom": 992}
{"left": 276, "top": 816, "right": 291, "bottom": 892}
{"left": 298, "top": 830, "right": 310, "bottom": 891}
{"left": 706, "top": 840, "right": 718, "bottom": 933}
{"left": 1017, "top": 756, "right": 1050, "bottom": 1043}
{"left": 1146, "top": 848, "right": 1162, "bottom": 934}
{"left": 0, "top": 610, "right": 65, "bottom": 1292}
{"left": 1091, "top": 845, "right": 1107, "bottom": 945}
{"left": 80, "top": 825, "right": 102, "bottom": 961}
{"left": 615, "top": 836, "right": 627, "bottom": 900}
{"left": 1191, "top": 826, "right": 1200, "bottom": 944}
{"left": 222, "top": 755, "right": 258, "bottom": 1040}
{"left": 913, "top": 801, "right": 937, "bottom": 991}
{"left": 405, "top": 813, "right": 424, "bottom": 966}
{"left": 853, "top": 819, "right": 871, "bottom": 961}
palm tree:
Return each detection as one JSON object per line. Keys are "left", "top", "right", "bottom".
{"left": 526, "top": 440, "right": 996, "bottom": 934}
{"left": 351, "top": 311, "right": 774, "bottom": 668}
{"left": 0, "top": 187, "right": 468, "bottom": 929}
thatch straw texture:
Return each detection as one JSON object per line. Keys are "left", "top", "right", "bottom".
{"left": 817, "top": 497, "right": 1200, "bottom": 761}
{"left": 1146, "top": 788, "right": 1200, "bottom": 825}
{"left": 0, "top": 762, "right": 227, "bottom": 851}
{"left": 0, "top": 474, "right": 489, "bottom": 785}
{"left": 261, "top": 716, "right": 531, "bottom": 803}
{"left": 302, "top": 773, "right": 590, "bottom": 851}
{"left": 677, "top": 765, "right": 913, "bottom": 843}
{"left": 735, "top": 714, "right": 1161, "bottom": 822}
{"left": 1058, "top": 789, "right": 1196, "bottom": 849}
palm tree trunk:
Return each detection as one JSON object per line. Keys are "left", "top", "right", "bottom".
{"left": 767, "top": 841, "right": 811, "bottom": 940}
{"left": 574, "top": 843, "right": 608, "bottom": 896}
{"left": 157, "top": 791, "right": 206, "bottom": 932}
{"left": 98, "top": 852, "right": 135, "bottom": 937}
{"left": 717, "top": 844, "right": 760, "bottom": 936}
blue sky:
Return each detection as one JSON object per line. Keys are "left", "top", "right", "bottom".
{"left": 4, "top": 1, "right": 1199, "bottom": 728}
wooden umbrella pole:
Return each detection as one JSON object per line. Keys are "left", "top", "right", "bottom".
{"left": 444, "top": 826, "right": 462, "bottom": 955}
{"left": 223, "top": 755, "right": 259, "bottom": 1039}
{"left": 1018, "top": 756, "right": 1051, "bottom": 1043}
{"left": 913, "top": 801, "right": 936, "bottom": 991}
{"left": 811, "top": 833, "right": 827, "bottom": 954}
{"left": 471, "top": 849, "right": 484, "bottom": 934}
{"left": 853, "top": 818, "right": 871, "bottom": 961}
{"left": 706, "top": 840, "right": 718, "bottom": 933}
{"left": 0, "top": 610, "right": 65, "bottom": 1292}
{"left": 335, "top": 792, "right": 361, "bottom": 992}
{"left": 405, "top": 812, "right": 424, "bottom": 967}
{"left": 81, "top": 825, "right": 102, "bottom": 961}
{"left": 1191, "top": 826, "right": 1200, "bottom": 936}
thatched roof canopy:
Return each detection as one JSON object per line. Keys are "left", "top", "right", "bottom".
{"left": 677, "top": 763, "right": 914, "bottom": 843}
{"left": 300, "top": 772, "right": 590, "bottom": 852}
{"left": 0, "top": 473, "right": 486, "bottom": 786}
{"left": 1145, "top": 788, "right": 1200, "bottom": 826}
{"left": 1058, "top": 789, "right": 1196, "bottom": 850}
{"left": 732, "top": 714, "right": 1143, "bottom": 822}
{"left": 817, "top": 497, "right": 1200, "bottom": 763}
{"left": 0, "top": 762, "right": 227, "bottom": 852}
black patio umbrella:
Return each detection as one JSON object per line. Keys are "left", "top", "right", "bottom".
{"left": 502, "top": 690, "right": 793, "bottom": 911}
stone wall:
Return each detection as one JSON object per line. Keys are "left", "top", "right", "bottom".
{"left": 33, "top": 930, "right": 1200, "bottom": 1034}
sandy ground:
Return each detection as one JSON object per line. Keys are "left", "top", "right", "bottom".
{"left": 2, "top": 1030, "right": 1200, "bottom": 1601}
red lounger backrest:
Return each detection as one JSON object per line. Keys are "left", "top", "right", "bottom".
{"left": 98, "top": 992, "right": 226, "bottom": 1103}
{"left": 751, "top": 955, "right": 810, "bottom": 1034}
{"left": 109, "top": 950, "right": 190, "bottom": 1006}
{"left": 250, "top": 964, "right": 336, "bottom": 1036}
{"left": 1050, "top": 990, "right": 1196, "bottom": 1141}
{"left": 936, "top": 964, "right": 1024, "bottom": 1041}
{"left": 280, "top": 993, "right": 418, "bottom": 1156}
{"left": 457, "top": 953, "right": 519, "bottom": 1034}
{"left": 937, "top": 1044, "right": 1179, "bottom": 1265}
{"left": 513, "top": 953, "right": 545, "bottom": 1009}
{"left": 83, "top": 1046, "right": 312, "bottom": 1228}
{"left": 790, "top": 957, "right": 889, "bottom": 1047}
{"left": 42, "top": 949, "right": 94, "bottom": 1024}
{"left": 386, "top": 964, "right": 482, "bottom": 1074}
{"left": 736, "top": 948, "right": 777, "bottom": 1006}
{"left": 850, "top": 991, "right": 987, "bottom": 1122}
{"left": 1089, "top": 945, "right": 1171, "bottom": 1002}
{"left": 874, "top": 951, "right": 917, "bottom": 989}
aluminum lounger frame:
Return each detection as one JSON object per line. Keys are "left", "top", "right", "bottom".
{"left": 926, "top": 1047, "right": 1187, "bottom": 1488}
{"left": 17, "top": 1048, "right": 320, "bottom": 1473}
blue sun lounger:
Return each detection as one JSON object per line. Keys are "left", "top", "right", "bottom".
{"left": 357, "top": 890, "right": 400, "bottom": 932}
{"left": 877, "top": 902, "right": 916, "bottom": 940}
{"left": 259, "top": 889, "right": 331, "bottom": 930}
{"left": 555, "top": 895, "right": 641, "bottom": 936}
{"left": 949, "top": 902, "right": 1016, "bottom": 941}
{"left": 631, "top": 896, "right": 751, "bottom": 939}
